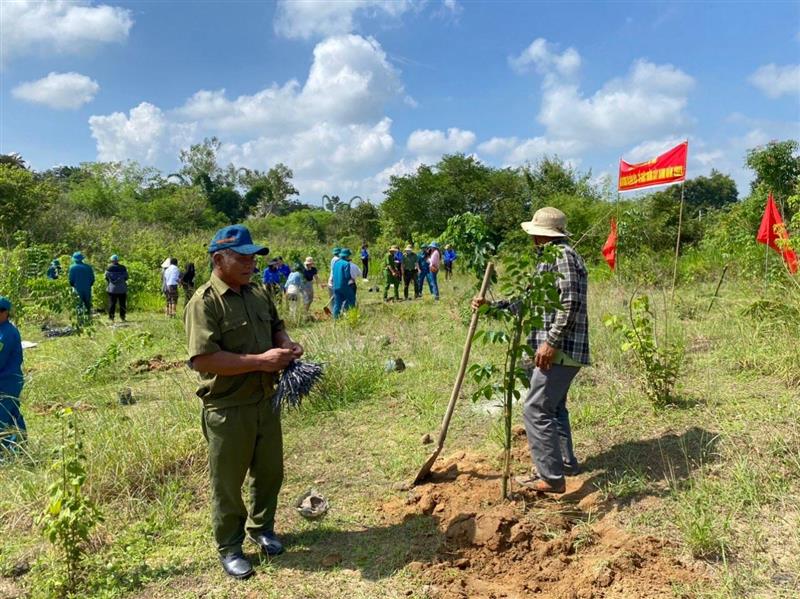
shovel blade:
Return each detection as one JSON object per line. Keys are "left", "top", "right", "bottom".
{"left": 412, "top": 446, "right": 443, "bottom": 485}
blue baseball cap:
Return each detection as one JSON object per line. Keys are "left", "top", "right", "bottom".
{"left": 429, "top": 241, "right": 440, "bottom": 249}
{"left": 208, "top": 225, "right": 269, "bottom": 255}
{"left": 72, "top": 252, "right": 84, "bottom": 261}
{"left": 110, "top": 254, "right": 119, "bottom": 262}
{"left": 0, "top": 296, "right": 11, "bottom": 311}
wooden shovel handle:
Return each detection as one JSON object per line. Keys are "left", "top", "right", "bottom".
{"left": 435, "top": 261, "right": 494, "bottom": 447}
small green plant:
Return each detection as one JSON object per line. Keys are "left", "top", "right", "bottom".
{"left": 82, "top": 342, "right": 122, "bottom": 380}
{"left": 604, "top": 294, "right": 684, "bottom": 409}
{"left": 37, "top": 408, "right": 103, "bottom": 597}
{"left": 469, "top": 246, "right": 562, "bottom": 498}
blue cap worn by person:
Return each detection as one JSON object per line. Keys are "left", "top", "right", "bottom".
{"left": 332, "top": 247, "right": 341, "bottom": 256}
{"left": 429, "top": 241, "right": 440, "bottom": 249}
{"left": 0, "top": 296, "right": 11, "bottom": 311}
{"left": 72, "top": 252, "right": 84, "bottom": 261}
{"left": 339, "top": 248, "right": 352, "bottom": 258}
{"left": 110, "top": 254, "right": 119, "bottom": 262}
{"left": 208, "top": 225, "right": 269, "bottom": 255}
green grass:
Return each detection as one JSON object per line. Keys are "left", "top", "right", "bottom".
{"left": 2, "top": 271, "right": 800, "bottom": 597}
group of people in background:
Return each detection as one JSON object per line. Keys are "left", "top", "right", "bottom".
{"left": 382, "top": 242, "right": 456, "bottom": 302}
{"left": 269, "top": 256, "right": 324, "bottom": 316}
{"left": 45, "top": 252, "right": 198, "bottom": 323}
{"left": 37, "top": 240, "right": 457, "bottom": 325}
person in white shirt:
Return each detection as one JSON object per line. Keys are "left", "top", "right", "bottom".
{"left": 163, "top": 258, "right": 181, "bottom": 317}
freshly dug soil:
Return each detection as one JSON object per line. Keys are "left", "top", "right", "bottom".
{"left": 381, "top": 450, "right": 706, "bottom": 599}
{"left": 131, "top": 355, "right": 186, "bottom": 373}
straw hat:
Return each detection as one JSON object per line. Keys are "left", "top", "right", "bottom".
{"left": 404, "top": 245, "right": 414, "bottom": 252}
{"left": 520, "top": 207, "right": 570, "bottom": 237}
{"left": 389, "top": 245, "right": 400, "bottom": 252}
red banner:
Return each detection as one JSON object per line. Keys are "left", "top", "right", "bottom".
{"left": 757, "top": 192, "right": 798, "bottom": 274}
{"left": 618, "top": 141, "right": 688, "bottom": 192}
{"left": 601, "top": 217, "right": 617, "bottom": 271}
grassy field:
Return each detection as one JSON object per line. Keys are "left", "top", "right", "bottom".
{"left": 1, "top": 269, "right": 799, "bottom": 598}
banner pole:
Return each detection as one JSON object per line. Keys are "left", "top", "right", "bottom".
{"left": 670, "top": 180, "right": 686, "bottom": 302}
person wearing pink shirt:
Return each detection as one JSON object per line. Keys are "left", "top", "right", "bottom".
{"left": 426, "top": 242, "right": 441, "bottom": 300}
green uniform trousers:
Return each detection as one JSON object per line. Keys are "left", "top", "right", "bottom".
{"left": 201, "top": 397, "right": 284, "bottom": 556}
{"left": 384, "top": 274, "right": 400, "bottom": 300}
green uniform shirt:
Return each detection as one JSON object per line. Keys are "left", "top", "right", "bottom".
{"left": 184, "top": 273, "right": 285, "bottom": 411}
{"left": 385, "top": 253, "right": 399, "bottom": 277}
{"left": 401, "top": 252, "right": 417, "bottom": 272}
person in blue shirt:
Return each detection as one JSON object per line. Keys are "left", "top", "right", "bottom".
{"left": 262, "top": 259, "right": 283, "bottom": 300}
{"left": 0, "top": 297, "right": 26, "bottom": 453}
{"left": 443, "top": 245, "right": 457, "bottom": 280}
{"left": 360, "top": 244, "right": 369, "bottom": 280}
{"left": 415, "top": 244, "right": 429, "bottom": 298}
{"left": 276, "top": 257, "right": 291, "bottom": 284}
{"left": 332, "top": 249, "right": 357, "bottom": 318}
{"left": 46, "top": 259, "right": 61, "bottom": 280}
{"left": 68, "top": 252, "right": 95, "bottom": 320}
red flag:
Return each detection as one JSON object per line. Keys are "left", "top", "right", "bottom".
{"left": 757, "top": 193, "right": 797, "bottom": 274}
{"left": 602, "top": 217, "right": 618, "bottom": 271}
{"left": 618, "top": 141, "right": 688, "bottom": 192}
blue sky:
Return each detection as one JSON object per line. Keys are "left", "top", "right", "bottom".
{"left": 1, "top": 0, "right": 798, "bottom": 202}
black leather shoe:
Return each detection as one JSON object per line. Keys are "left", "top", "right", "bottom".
{"left": 249, "top": 531, "right": 284, "bottom": 556}
{"left": 219, "top": 552, "right": 254, "bottom": 579}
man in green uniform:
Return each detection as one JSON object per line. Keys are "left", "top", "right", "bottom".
{"left": 184, "top": 224, "right": 303, "bottom": 580}
{"left": 401, "top": 245, "right": 418, "bottom": 300}
{"left": 383, "top": 245, "right": 401, "bottom": 301}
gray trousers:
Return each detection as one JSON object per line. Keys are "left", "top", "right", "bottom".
{"left": 523, "top": 364, "right": 580, "bottom": 484}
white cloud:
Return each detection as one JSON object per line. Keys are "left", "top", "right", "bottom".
{"left": 89, "top": 102, "right": 195, "bottom": 165}
{"left": 477, "top": 136, "right": 582, "bottom": 165}
{"left": 538, "top": 59, "right": 694, "bottom": 148}
{"left": 1, "top": 0, "right": 133, "bottom": 62}
{"left": 175, "top": 35, "right": 401, "bottom": 135}
{"left": 12, "top": 72, "right": 99, "bottom": 109}
{"left": 407, "top": 127, "right": 476, "bottom": 159}
{"left": 89, "top": 35, "right": 404, "bottom": 199}
{"left": 273, "top": 0, "right": 414, "bottom": 40}
{"left": 748, "top": 64, "right": 800, "bottom": 98}
{"left": 509, "top": 38, "right": 581, "bottom": 77}
{"left": 694, "top": 150, "right": 724, "bottom": 167}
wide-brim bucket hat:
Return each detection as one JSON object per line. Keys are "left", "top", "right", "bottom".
{"left": 520, "top": 207, "right": 571, "bottom": 237}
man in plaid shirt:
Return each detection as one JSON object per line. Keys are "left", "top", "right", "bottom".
{"left": 473, "top": 206, "right": 589, "bottom": 493}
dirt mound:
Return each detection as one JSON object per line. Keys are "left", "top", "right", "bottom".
{"left": 131, "top": 355, "right": 186, "bottom": 373}
{"left": 382, "top": 452, "right": 705, "bottom": 598}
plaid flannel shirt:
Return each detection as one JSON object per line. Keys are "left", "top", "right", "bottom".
{"left": 531, "top": 240, "right": 590, "bottom": 365}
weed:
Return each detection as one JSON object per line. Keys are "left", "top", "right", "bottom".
{"left": 674, "top": 475, "right": 731, "bottom": 560}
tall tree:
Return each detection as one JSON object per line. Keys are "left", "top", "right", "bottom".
{"left": 0, "top": 164, "right": 57, "bottom": 240}
{"left": 746, "top": 140, "right": 800, "bottom": 201}
{"left": 242, "top": 164, "right": 299, "bottom": 217}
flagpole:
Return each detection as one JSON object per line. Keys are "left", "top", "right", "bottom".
{"left": 670, "top": 180, "right": 686, "bottom": 302}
